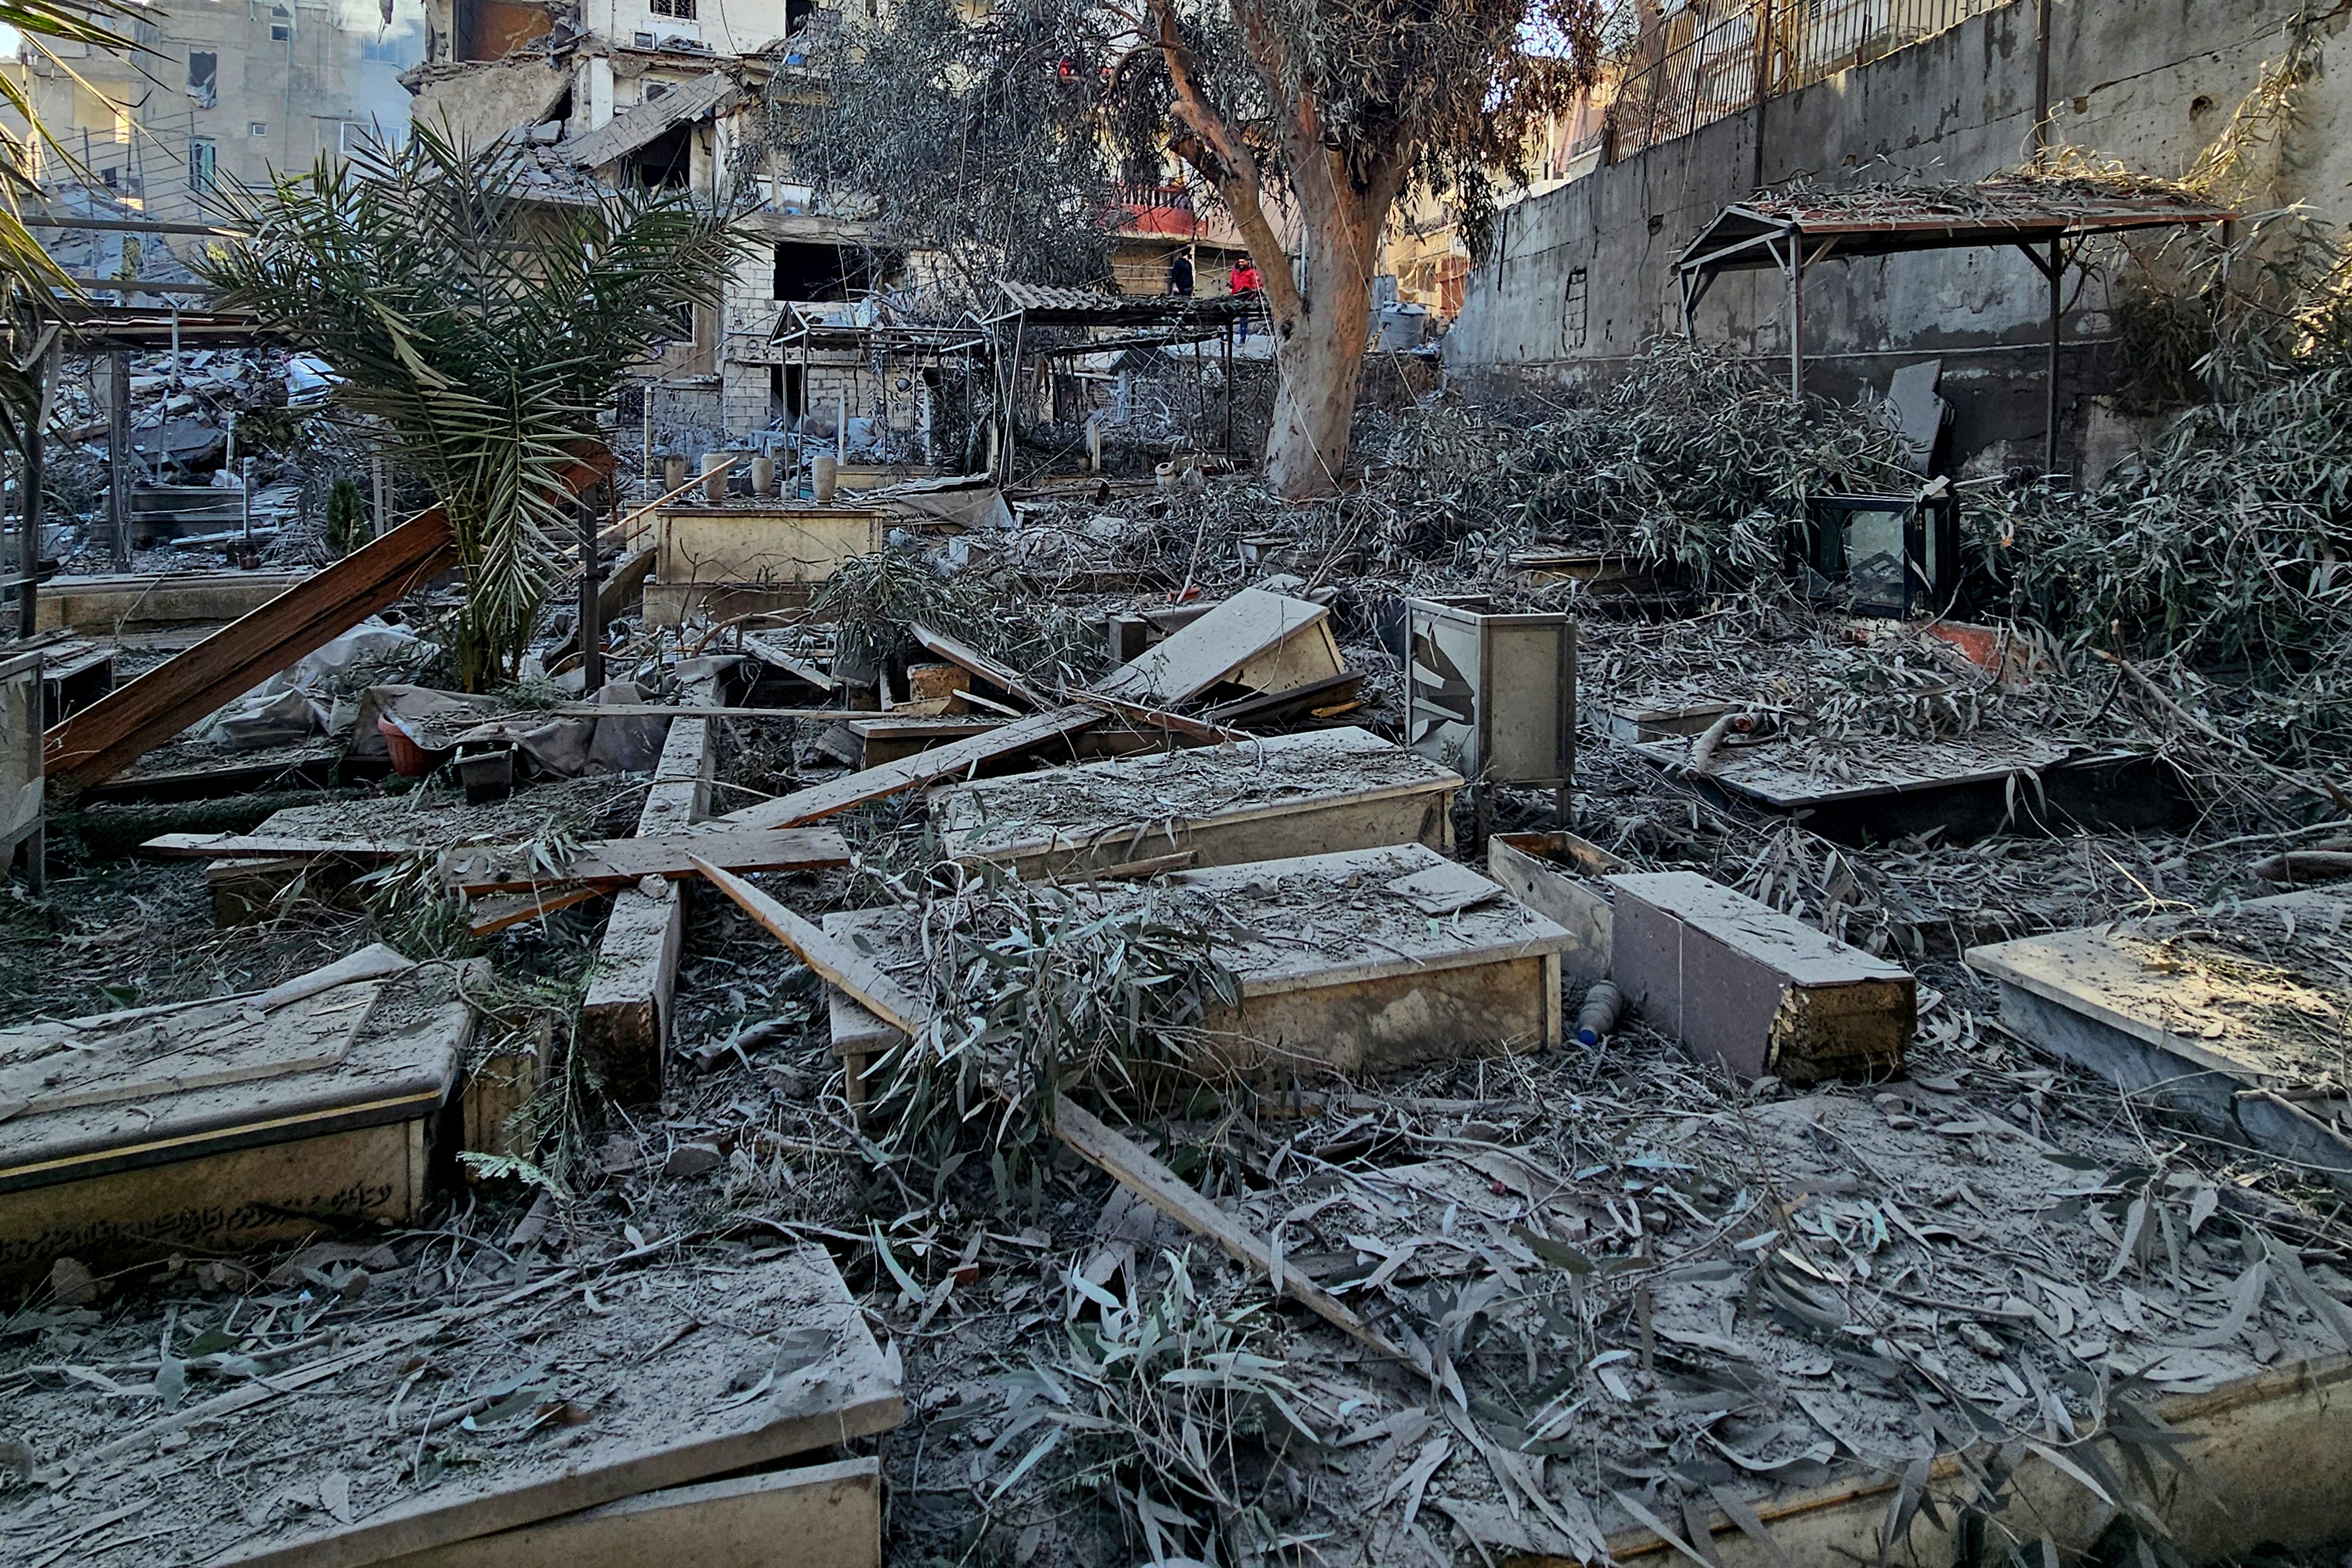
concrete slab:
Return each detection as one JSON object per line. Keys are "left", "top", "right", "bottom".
{"left": 0, "top": 946, "right": 474, "bottom": 1282}
{"left": 1968, "top": 889, "right": 2352, "bottom": 1191}
{"left": 1606, "top": 870, "right": 1915, "bottom": 1083}
{"left": 934, "top": 726, "right": 1461, "bottom": 881}
{"left": 35, "top": 571, "right": 311, "bottom": 634}
{"left": 828, "top": 843, "right": 1574, "bottom": 1086}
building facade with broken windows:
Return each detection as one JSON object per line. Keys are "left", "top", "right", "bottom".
{"left": 403, "top": 0, "right": 928, "bottom": 460}
{"left": 1, "top": 0, "right": 427, "bottom": 232}
{"left": 1444, "top": 0, "right": 2352, "bottom": 480}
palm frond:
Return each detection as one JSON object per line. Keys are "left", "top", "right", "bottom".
{"left": 196, "top": 127, "right": 754, "bottom": 687}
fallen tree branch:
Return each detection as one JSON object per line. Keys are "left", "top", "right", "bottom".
{"left": 2093, "top": 648, "right": 2352, "bottom": 815}
{"left": 686, "top": 856, "right": 1407, "bottom": 1361}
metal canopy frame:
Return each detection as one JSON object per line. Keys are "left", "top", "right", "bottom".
{"left": 1673, "top": 193, "right": 2234, "bottom": 475}
{"left": 981, "top": 281, "right": 1257, "bottom": 483}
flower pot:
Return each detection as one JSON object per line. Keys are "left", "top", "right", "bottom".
{"left": 378, "top": 715, "right": 446, "bottom": 777}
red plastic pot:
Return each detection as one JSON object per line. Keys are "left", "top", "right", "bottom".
{"left": 377, "top": 715, "right": 446, "bottom": 777}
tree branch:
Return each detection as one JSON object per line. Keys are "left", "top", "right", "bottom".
{"left": 1141, "top": 0, "right": 1303, "bottom": 325}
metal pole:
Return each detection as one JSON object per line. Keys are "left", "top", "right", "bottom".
{"left": 2032, "top": 0, "right": 2053, "bottom": 161}
{"left": 1785, "top": 236, "right": 1804, "bottom": 401}
{"left": 108, "top": 350, "right": 130, "bottom": 569}
{"left": 1750, "top": 0, "right": 1774, "bottom": 191}
{"left": 578, "top": 489, "right": 604, "bottom": 691}
{"left": 1221, "top": 322, "right": 1234, "bottom": 456}
{"left": 169, "top": 304, "right": 180, "bottom": 393}
{"left": 372, "top": 452, "right": 386, "bottom": 539}
{"left": 2045, "top": 238, "right": 2062, "bottom": 478}
{"left": 16, "top": 342, "right": 55, "bottom": 638}
{"left": 640, "top": 382, "right": 654, "bottom": 500}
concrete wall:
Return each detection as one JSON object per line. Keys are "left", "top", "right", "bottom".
{"left": 1445, "top": 0, "right": 2352, "bottom": 474}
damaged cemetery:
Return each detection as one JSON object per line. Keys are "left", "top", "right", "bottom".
{"left": 5, "top": 0, "right": 2352, "bottom": 1564}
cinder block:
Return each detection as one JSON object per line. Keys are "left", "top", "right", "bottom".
{"left": 1605, "top": 871, "right": 1914, "bottom": 1083}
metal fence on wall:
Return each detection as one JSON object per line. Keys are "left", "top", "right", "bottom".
{"left": 1573, "top": 0, "right": 2017, "bottom": 165}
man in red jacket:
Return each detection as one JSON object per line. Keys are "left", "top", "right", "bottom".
{"left": 1228, "top": 257, "right": 1262, "bottom": 340}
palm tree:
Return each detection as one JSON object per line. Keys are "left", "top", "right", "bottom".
{"left": 198, "top": 125, "right": 748, "bottom": 688}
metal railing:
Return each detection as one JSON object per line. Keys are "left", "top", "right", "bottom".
{"left": 1571, "top": 0, "right": 2017, "bottom": 166}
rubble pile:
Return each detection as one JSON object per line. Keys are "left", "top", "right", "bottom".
{"left": 5, "top": 286, "right": 2352, "bottom": 1568}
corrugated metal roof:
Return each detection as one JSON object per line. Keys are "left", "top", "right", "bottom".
{"left": 994, "top": 279, "right": 1256, "bottom": 326}
{"left": 1679, "top": 183, "right": 2233, "bottom": 273}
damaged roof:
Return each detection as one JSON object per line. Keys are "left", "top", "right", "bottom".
{"left": 561, "top": 69, "right": 743, "bottom": 171}
{"left": 992, "top": 278, "right": 1257, "bottom": 327}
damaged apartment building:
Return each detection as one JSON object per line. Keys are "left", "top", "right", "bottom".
{"left": 402, "top": 0, "right": 935, "bottom": 463}
{"left": 4, "top": 0, "right": 426, "bottom": 228}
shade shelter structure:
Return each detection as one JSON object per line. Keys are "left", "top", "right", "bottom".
{"left": 982, "top": 281, "right": 1259, "bottom": 481}
{"left": 1673, "top": 183, "right": 2234, "bottom": 474}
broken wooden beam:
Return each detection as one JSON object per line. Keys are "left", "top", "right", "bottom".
{"left": 1095, "top": 587, "right": 1343, "bottom": 708}
{"left": 145, "top": 824, "right": 849, "bottom": 897}
{"left": 446, "top": 826, "right": 848, "bottom": 897}
{"left": 1606, "top": 870, "right": 1915, "bottom": 1083}
{"left": 574, "top": 682, "right": 717, "bottom": 1102}
{"left": 908, "top": 622, "right": 1051, "bottom": 710}
{"left": 45, "top": 448, "right": 614, "bottom": 790}
{"left": 718, "top": 703, "right": 1102, "bottom": 832}
{"left": 1050, "top": 1095, "right": 1407, "bottom": 1361}
{"left": 687, "top": 857, "right": 1405, "bottom": 1360}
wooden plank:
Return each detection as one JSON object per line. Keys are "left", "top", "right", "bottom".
{"left": 1071, "top": 687, "right": 1244, "bottom": 743}
{"left": 717, "top": 704, "right": 1101, "bottom": 832}
{"left": 575, "top": 691, "right": 719, "bottom": 1104}
{"left": 1095, "top": 588, "right": 1338, "bottom": 706}
{"left": 546, "top": 704, "right": 868, "bottom": 719}
{"left": 45, "top": 449, "right": 614, "bottom": 790}
{"left": 742, "top": 630, "right": 834, "bottom": 690}
{"left": 692, "top": 857, "right": 1405, "bottom": 1363}
{"left": 150, "top": 827, "right": 849, "bottom": 895}
{"left": 1052, "top": 1095, "right": 1406, "bottom": 1360}
{"left": 145, "top": 832, "right": 408, "bottom": 860}
{"left": 692, "top": 858, "right": 931, "bottom": 1033}
{"left": 468, "top": 883, "right": 606, "bottom": 937}
{"left": 380, "top": 1458, "right": 881, "bottom": 1568}
{"left": 1200, "top": 669, "right": 1364, "bottom": 725}
{"left": 448, "top": 827, "right": 848, "bottom": 896}
{"left": 908, "top": 622, "right": 1051, "bottom": 710}
{"left": 843, "top": 715, "right": 1005, "bottom": 769}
